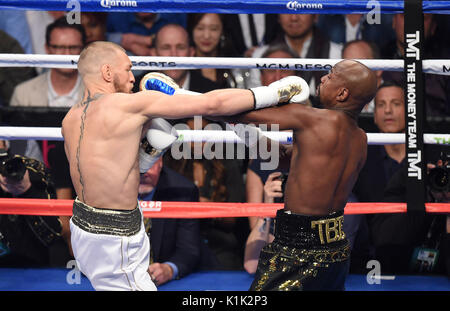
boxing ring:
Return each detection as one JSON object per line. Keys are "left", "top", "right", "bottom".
{"left": 0, "top": 0, "right": 449, "bottom": 292}
{"left": 1, "top": 268, "right": 449, "bottom": 291}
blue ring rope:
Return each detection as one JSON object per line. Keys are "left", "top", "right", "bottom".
{"left": 0, "top": 0, "right": 450, "bottom": 14}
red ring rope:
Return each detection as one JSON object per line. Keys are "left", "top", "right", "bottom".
{"left": 0, "top": 198, "right": 448, "bottom": 218}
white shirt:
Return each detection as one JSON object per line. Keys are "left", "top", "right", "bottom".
{"left": 238, "top": 14, "right": 266, "bottom": 49}
{"left": 47, "top": 71, "right": 82, "bottom": 107}
{"left": 345, "top": 17, "right": 362, "bottom": 42}
{"left": 181, "top": 71, "right": 191, "bottom": 90}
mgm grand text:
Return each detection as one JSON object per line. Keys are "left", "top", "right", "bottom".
{"left": 257, "top": 63, "right": 333, "bottom": 70}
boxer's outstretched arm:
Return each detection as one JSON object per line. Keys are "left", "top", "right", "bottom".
{"left": 135, "top": 73, "right": 309, "bottom": 119}
{"left": 130, "top": 89, "right": 255, "bottom": 119}
{"left": 213, "top": 103, "right": 317, "bottom": 131}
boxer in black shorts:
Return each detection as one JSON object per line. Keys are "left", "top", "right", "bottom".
{"left": 218, "top": 60, "right": 377, "bottom": 290}
{"left": 250, "top": 209, "right": 350, "bottom": 290}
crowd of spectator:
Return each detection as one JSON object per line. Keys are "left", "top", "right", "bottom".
{"left": 0, "top": 11, "right": 449, "bottom": 282}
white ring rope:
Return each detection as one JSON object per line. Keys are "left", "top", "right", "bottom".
{"left": 1, "top": 54, "right": 450, "bottom": 76}
{"left": 0, "top": 126, "right": 448, "bottom": 146}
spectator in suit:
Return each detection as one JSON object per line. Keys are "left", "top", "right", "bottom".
{"left": 353, "top": 82, "right": 406, "bottom": 200}
{"left": 222, "top": 14, "right": 281, "bottom": 57}
{"left": 133, "top": 23, "right": 220, "bottom": 95}
{"left": 248, "top": 14, "right": 342, "bottom": 103}
{"left": 350, "top": 81, "right": 406, "bottom": 272}
{"left": 10, "top": 17, "right": 85, "bottom": 109}
{"left": 317, "top": 14, "right": 395, "bottom": 51}
{"left": 138, "top": 157, "right": 201, "bottom": 286}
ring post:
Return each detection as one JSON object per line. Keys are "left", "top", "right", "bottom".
{"left": 404, "top": 0, "right": 426, "bottom": 213}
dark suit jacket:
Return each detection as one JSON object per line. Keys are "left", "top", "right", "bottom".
{"left": 350, "top": 144, "right": 402, "bottom": 268}
{"left": 223, "top": 14, "right": 281, "bottom": 56}
{"left": 353, "top": 145, "right": 403, "bottom": 203}
{"left": 188, "top": 69, "right": 222, "bottom": 92}
{"left": 149, "top": 167, "right": 201, "bottom": 279}
{"left": 317, "top": 14, "right": 396, "bottom": 51}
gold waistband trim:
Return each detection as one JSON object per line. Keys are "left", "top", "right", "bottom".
{"left": 71, "top": 198, "right": 141, "bottom": 237}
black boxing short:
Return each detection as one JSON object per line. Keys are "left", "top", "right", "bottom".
{"left": 249, "top": 209, "right": 350, "bottom": 291}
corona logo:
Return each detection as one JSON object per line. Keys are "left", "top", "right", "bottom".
{"left": 100, "top": 0, "right": 138, "bottom": 9}
{"left": 286, "top": 1, "right": 323, "bottom": 11}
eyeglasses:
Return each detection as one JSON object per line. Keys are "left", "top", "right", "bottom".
{"left": 48, "top": 44, "right": 83, "bottom": 53}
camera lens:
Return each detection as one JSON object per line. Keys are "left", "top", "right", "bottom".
{"left": 2, "top": 157, "right": 26, "bottom": 182}
{"left": 429, "top": 167, "right": 449, "bottom": 192}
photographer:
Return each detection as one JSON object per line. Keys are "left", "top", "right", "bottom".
{"left": 373, "top": 150, "right": 450, "bottom": 277}
{"left": 0, "top": 146, "right": 72, "bottom": 267}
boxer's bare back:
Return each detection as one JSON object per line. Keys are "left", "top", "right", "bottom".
{"left": 222, "top": 60, "right": 377, "bottom": 216}
{"left": 62, "top": 91, "right": 144, "bottom": 211}
{"left": 62, "top": 41, "right": 287, "bottom": 211}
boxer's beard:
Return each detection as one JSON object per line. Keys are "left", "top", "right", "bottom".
{"left": 113, "top": 74, "right": 131, "bottom": 93}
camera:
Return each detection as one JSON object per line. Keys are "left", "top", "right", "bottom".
{"left": 0, "top": 149, "right": 27, "bottom": 182}
{"left": 428, "top": 152, "right": 450, "bottom": 193}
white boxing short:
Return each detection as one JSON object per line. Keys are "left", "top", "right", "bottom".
{"left": 69, "top": 198, "right": 156, "bottom": 291}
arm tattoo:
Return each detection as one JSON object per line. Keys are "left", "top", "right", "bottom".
{"left": 76, "top": 91, "right": 102, "bottom": 202}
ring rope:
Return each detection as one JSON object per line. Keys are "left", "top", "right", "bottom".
{"left": 0, "top": 0, "right": 450, "bottom": 14}
{"left": 0, "top": 198, "right": 448, "bottom": 218}
{"left": 1, "top": 54, "right": 449, "bottom": 76}
{"left": 0, "top": 126, "right": 449, "bottom": 146}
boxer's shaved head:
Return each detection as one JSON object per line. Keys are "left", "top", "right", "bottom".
{"left": 318, "top": 59, "right": 377, "bottom": 116}
{"left": 78, "top": 41, "right": 126, "bottom": 79}
{"left": 78, "top": 41, "right": 134, "bottom": 93}
{"left": 338, "top": 60, "right": 378, "bottom": 109}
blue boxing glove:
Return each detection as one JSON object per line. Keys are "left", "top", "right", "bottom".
{"left": 140, "top": 72, "right": 199, "bottom": 96}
